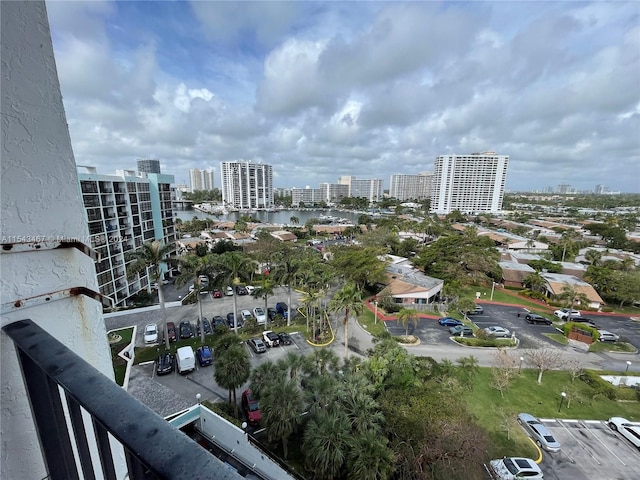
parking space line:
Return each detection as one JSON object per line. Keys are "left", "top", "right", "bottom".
{"left": 579, "top": 421, "right": 626, "bottom": 466}
{"left": 558, "top": 421, "right": 602, "bottom": 466}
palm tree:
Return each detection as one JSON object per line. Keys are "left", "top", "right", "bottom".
{"left": 250, "top": 362, "right": 284, "bottom": 398}
{"left": 290, "top": 216, "right": 299, "bottom": 225}
{"left": 303, "top": 374, "right": 340, "bottom": 415}
{"left": 215, "top": 251, "right": 251, "bottom": 334}
{"left": 523, "top": 272, "right": 546, "bottom": 294}
{"left": 261, "top": 379, "right": 303, "bottom": 459}
{"left": 397, "top": 308, "right": 420, "bottom": 336}
{"left": 213, "top": 343, "right": 251, "bottom": 416}
{"left": 329, "top": 282, "right": 364, "bottom": 359}
{"left": 347, "top": 431, "right": 394, "bottom": 480}
{"left": 557, "top": 282, "right": 589, "bottom": 311}
{"left": 126, "top": 240, "right": 174, "bottom": 349}
{"left": 174, "top": 254, "right": 214, "bottom": 343}
{"left": 255, "top": 277, "right": 276, "bottom": 331}
{"left": 304, "top": 410, "right": 351, "bottom": 480}
{"left": 272, "top": 247, "right": 302, "bottom": 326}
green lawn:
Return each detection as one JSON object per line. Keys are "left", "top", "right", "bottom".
{"left": 543, "top": 333, "right": 569, "bottom": 345}
{"left": 108, "top": 327, "right": 134, "bottom": 386}
{"left": 588, "top": 341, "right": 637, "bottom": 353}
{"left": 358, "top": 308, "right": 388, "bottom": 337}
{"left": 465, "top": 367, "right": 640, "bottom": 458}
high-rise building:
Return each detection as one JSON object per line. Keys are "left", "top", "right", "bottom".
{"left": 556, "top": 184, "right": 572, "bottom": 194}
{"left": 78, "top": 166, "right": 176, "bottom": 306}
{"left": 220, "top": 161, "right": 273, "bottom": 209}
{"left": 319, "top": 182, "right": 350, "bottom": 204}
{"left": 137, "top": 158, "right": 161, "bottom": 174}
{"left": 338, "top": 175, "right": 383, "bottom": 203}
{"left": 189, "top": 168, "right": 215, "bottom": 191}
{"left": 389, "top": 172, "right": 434, "bottom": 201}
{"left": 291, "top": 187, "right": 323, "bottom": 206}
{"left": 431, "top": 152, "right": 509, "bottom": 214}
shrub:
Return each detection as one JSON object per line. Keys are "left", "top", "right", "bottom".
{"left": 579, "top": 370, "right": 618, "bottom": 400}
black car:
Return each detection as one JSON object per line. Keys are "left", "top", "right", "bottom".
{"left": 156, "top": 353, "right": 174, "bottom": 375}
{"left": 196, "top": 346, "right": 213, "bottom": 367}
{"left": 212, "top": 315, "right": 227, "bottom": 330}
{"left": 235, "top": 285, "right": 248, "bottom": 295}
{"left": 278, "top": 332, "right": 292, "bottom": 345}
{"left": 179, "top": 321, "right": 194, "bottom": 339}
{"left": 571, "top": 317, "right": 600, "bottom": 329}
{"left": 524, "top": 314, "right": 552, "bottom": 325}
{"left": 267, "top": 307, "right": 279, "bottom": 322}
{"left": 247, "top": 337, "right": 267, "bottom": 354}
{"left": 196, "top": 318, "right": 213, "bottom": 336}
{"left": 226, "top": 312, "right": 244, "bottom": 329}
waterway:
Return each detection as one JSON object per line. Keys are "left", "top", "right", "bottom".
{"left": 174, "top": 207, "right": 361, "bottom": 226}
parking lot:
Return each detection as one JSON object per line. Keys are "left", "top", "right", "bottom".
{"left": 537, "top": 419, "right": 640, "bottom": 480}
{"left": 384, "top": 303, "right": 640, "bottom": 352}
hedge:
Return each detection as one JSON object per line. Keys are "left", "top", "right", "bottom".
{"left": 579, "top": 369, "right": 618, "bottom": 400}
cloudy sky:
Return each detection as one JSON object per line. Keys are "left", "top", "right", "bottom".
{"left": 47, "top": 1, "right": 639, "bottom": 193}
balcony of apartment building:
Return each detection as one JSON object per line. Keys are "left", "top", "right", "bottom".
{"left": 115, "top": 194, "right": 127, "bottom": 205}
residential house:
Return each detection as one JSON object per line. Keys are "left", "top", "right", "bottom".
{"left": 379, "top": 256, "right": 444, "bottom": 307}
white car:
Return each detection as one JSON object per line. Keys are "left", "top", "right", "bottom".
{"left": 253, "top": 307, "right": 267, "bottom": 324}
{"left": 245, "top": 285, "right": 256, "bottom": 294}
{"left": 225, "top": 286, "right": 234, "bottom": 296}
{"left": 262, "top": 330, "right": 280, "bottom": 347}
{"left": 484, "top": 326, "right": 511, "bottom": 338}
{"left": 608, "top": 417, "right": 640, "bottom": 448}
{"left": 488, "top": 457, "right": 543, "bottom": 480}
{"left": 553, "top": 308, "right": 581, "bottom": 320}
{"left": 143, "top": 324, "right": 158, "bottom": 344}
{"left": 241, "top": 310, "right": 254, "bottom": 323}
{"left": 598, "top": 330, "right": 620, "bottom": 342}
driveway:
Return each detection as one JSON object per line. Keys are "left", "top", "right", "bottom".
{"left": 537, "top": 419, "right": 640, "bottom": 480}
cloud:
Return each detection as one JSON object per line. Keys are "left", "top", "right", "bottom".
{"left": 46, "top": 1, "right": 639, "bottom": 193}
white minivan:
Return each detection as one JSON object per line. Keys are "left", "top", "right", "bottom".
{"left": 176, "top": 346, "right": 196, "bottom": 374}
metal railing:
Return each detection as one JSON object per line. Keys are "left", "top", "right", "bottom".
{"left": 2, "top": 319, "right": 243, "bottom": 480}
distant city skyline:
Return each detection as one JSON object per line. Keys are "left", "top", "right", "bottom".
{"left": 47, "top": 2, "right": 639, "bottom": 192}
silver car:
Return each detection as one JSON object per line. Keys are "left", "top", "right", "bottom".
{"left": 518, "top": 413, "right": 561, "bottom": 452}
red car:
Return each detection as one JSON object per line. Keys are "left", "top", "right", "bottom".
{"left": 166, "top": 322, "right": 177, "bottom": 342}
{"left": 241, "top": 389, "right": 261, "bottom": 426}
{"left": 211, "top": 289, "right": 223, "bottom": 298}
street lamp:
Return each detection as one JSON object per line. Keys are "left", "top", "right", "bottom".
{"left": 558, "top": 391, "right": 566, "bottom": 412}
{"left": 519, "top": 356, "right": 524, "bottom": 374}
{"left": 373, "top": 300, "right": 378, "bottom": 325}
{"left": 490, "top": 282, "right": 496, "bottom": 301}
{"left": 196, "top": 393, "right": 201, "bottom": 404}
{"left": 626, "top": 361, "right": 632, "bottom": 372}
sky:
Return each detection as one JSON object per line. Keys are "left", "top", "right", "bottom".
{"left": 46, "top": 1, "right": 640, "bottom": 193}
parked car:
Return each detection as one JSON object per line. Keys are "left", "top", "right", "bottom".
{"left": 449, "top": 325, "right": 474, "bottom": 337}
{"left": 278, "top": 332, "right": 292, "bottom": 345}
{"left": 212, "top": 315, "right": 227, "bottom": 329}
{"left": 156, "top": 353, "right": 174, "bottom": 376}
{"left": 211, "top": 288, "right": 223, "bottom": 298}
{"left": 196, "top": 318, "right": 212, "bottom": 336}
{"left": 467, "top": 305, "right": 484, "bottom": 315}
{"left": 517, "top": 413, "right": 561, "bottom": 452}
{"left": 179, "top": 321, "right": 194, "bottom": 339}
{"left": 236, "top": 285, "right": 248, "bottom": 295}
{"left": 598, "top": 330, "right": 620, "bottom": 342}
{"left": 439, "top": 317, "right": 463, "bottom": 327}
{"left": 245, "top": 285, "right": 256, "bottom": 294}
{"left": 241, "top": 309, "right": 254, "bottom": 323}
{"left": 198, "top": 275, "right": 209, "bottom": 286}
{"left": 196, "top": 346, "right": 213, "bottom": 367}
{"left": 144, "top": 324, "right": 158, "bottom": 344}
{"left": 227, "top": 312, "right": 243, "bottom": 329}
{"left": 166, "top": 322, "right": 177, "bottom": 342}
{"left": 571, "top": 317, "right": 600, "bottom": 329}
{"left": 524, "top": 313, "right": 552, "bottom": 325}
{"left": 488, "top": 457, "right": 543, "bottom": 480}
{"left": 608, "top": 417, "right": 640, "bottom": 448}
{"left": 267, "top": 307, "right": 279, "bottom": 322}
{"left": 484, "top": 326, "right": 511, "bottom": 338}
{"left": 275, "top": 302, "right": 289, "bottom": 318}
{"left": 225, "top": 286, "right": 234, "bottom": 296}
{"left": 554, "top": 308, "right": 581, "bottom": 320}
{"left": 241, "top": 389, "right": 262, "bottom": 425}
{"left": 262, "top": 330, "right": 280, "bottom": 347}
{"left": 247, "top": 337, "right": 267, "bottom": 354}
{"left": 253, "top": 307, "right": 267, "bottom": 324}
{"left": 176, "top": 346, "right": 196, "bottom": 374}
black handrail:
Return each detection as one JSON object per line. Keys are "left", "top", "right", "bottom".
{"left": 3, "top": 319, "right": 243, "bottom": 480}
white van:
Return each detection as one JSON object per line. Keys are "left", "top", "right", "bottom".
{"left": 176, "top": 346, "right": 196, "bottom": 374}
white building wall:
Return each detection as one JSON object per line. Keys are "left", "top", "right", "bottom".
{"left": 1, "top": 2, "right": 126, "bottom": 479}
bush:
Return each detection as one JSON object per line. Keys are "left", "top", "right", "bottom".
{"left": 453, "top": 337, "right": 517, "bottom": 348}
{"left": 579, "top": 370, "right": 618, "bottom": 400}
{"left": 563, "top": 322, "right": 598, "bottom": 341}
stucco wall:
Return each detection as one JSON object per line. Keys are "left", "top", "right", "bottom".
{"left": 1, "top": 2, "right": 125, "bottom": 478}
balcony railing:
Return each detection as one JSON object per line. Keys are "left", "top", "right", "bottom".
{"left": 2, "top": 319, "right": 243, "bottom": 480}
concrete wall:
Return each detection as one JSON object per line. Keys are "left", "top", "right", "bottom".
{"left": 1, "top": 2, "right": 126, "bottom": 478}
